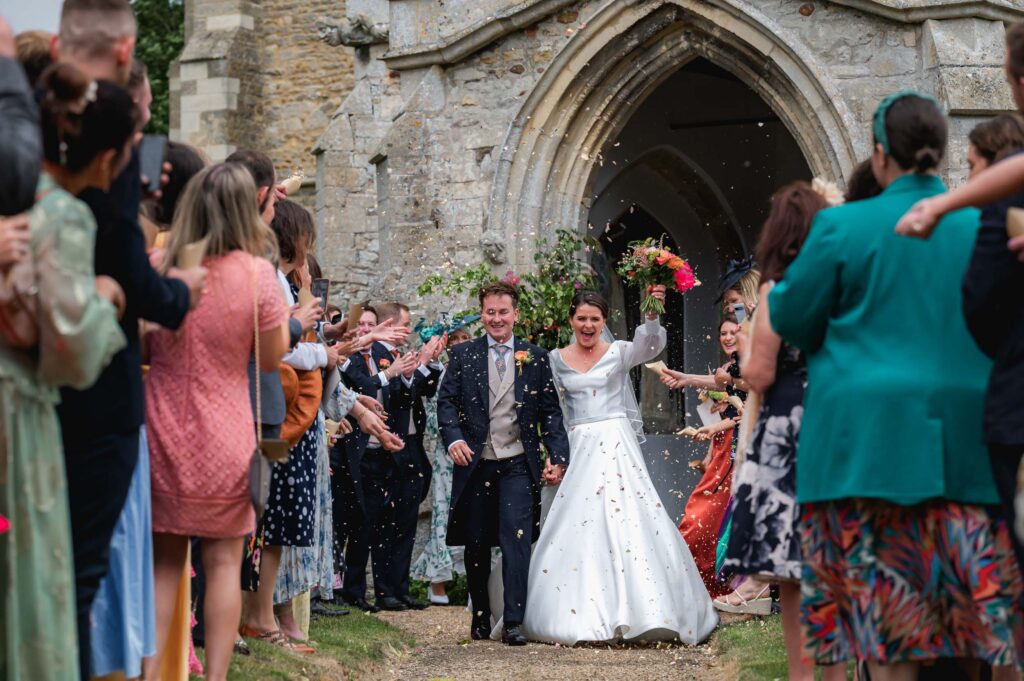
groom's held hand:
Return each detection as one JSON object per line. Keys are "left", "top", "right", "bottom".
{"left": 449, "top": 440, "right": 474, "bottom": 466}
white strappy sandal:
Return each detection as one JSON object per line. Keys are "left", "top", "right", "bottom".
{"left": 712, "top": 583, "right": 772, "bottom": 615}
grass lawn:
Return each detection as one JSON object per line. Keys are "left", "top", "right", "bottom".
{"left": 194, "top": 610, "right": 414, "bottom": 681}
{"left": 714, "top": 614, "right": 855, "bottom": 681}
{"left": 715, "top": 615, "right": 789, "bottom": 681}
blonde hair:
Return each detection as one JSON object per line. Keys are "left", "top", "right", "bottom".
{"left": 733, "top": 268, "right": 762, "bottom": 309}
{"left": 161, "top": 163, "right": 278, "bottom": 274}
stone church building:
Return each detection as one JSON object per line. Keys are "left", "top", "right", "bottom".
{"left": 173, "top": 0, "right": 1023, "bottom": 450}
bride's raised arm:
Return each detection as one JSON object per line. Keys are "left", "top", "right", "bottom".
{"left": 623, "top": 285, "right": 668, "bottom": 368}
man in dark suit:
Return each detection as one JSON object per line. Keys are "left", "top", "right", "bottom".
{"left": 963, "top": 23, "right": 1024, "bottom": 573}
{"left": 52, "top": 2, "right": 204, "bottom": 675}
{"left": 437, "top": 282, "right": 569, "bottom": 645}
{"left": 373, "top": 302, "right": 445, "bottom": 611}
{"left": 336, "top": 305, "right": 419, "bottom": 611}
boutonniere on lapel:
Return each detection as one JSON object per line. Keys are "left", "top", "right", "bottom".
{"left": 514, "top": 349, "right": 533, "bottom": 376}
{"left": 377, "top": 357, "right": 391, "bottom": 370}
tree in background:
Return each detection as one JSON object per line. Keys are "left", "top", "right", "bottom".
{"left": 132, "top": 0, "right": 184, "bottom": 134}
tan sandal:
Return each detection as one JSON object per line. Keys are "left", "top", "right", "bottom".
{"left": 238, "top": 624, "right": 316, "bottom": 654}
{"left": 712, "top": 584, "right": 772, "bottom": 615}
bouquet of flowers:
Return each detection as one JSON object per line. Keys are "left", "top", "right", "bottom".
{"left": 615, "top": 237, "right": 699, "bottom": 316}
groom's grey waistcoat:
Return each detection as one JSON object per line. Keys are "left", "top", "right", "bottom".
{"left": 483, "top": 348, "right": 525, "bottom": 460}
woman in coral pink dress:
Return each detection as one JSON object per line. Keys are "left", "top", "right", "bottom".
{"left": 144, "top": 163, "right": 290, "bottom": 681}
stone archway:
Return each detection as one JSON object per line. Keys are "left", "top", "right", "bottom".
{"left": 484, "top": 0, "right": 858, "bottom": 269}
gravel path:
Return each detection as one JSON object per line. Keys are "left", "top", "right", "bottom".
{"left": 370, "top": 606, "right": 731, "bottom": 681}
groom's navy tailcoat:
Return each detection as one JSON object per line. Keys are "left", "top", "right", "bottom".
{"left": 437, "top": 335, "right": 570, "bottom": 546}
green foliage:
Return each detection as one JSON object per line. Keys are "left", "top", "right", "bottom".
{"left": 132, "top": 0, "right": 185, "bottom": 135}
{"left": 418, "top": 229, "right": 598, "bottom": 350}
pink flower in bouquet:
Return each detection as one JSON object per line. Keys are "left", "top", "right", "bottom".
{"left": 674, "top": 262, "right": 697, "bottom": 292}
{"left": 502, "top": 270, "right": 521, "bottom": 286}
{"left": 0, "top": 514, "right": 8, "bottom": 534}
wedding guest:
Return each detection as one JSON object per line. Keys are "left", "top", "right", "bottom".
{"left": 718, "top": 257, "right": 758, "bottom": 318}
{"left": 774, "top": 91, "right": 1022, "bottom": 678}
{"left": 89, "top": 51, "right": 161, "bottom": 680}
{"left": 145, "top": 162, "right": 289, "bottom": 681}
{"left": 337, "top": 305, "right": 421, "bottom": 612}
{"left": 151, "top": 142, "right": 206, "bottom": 227}
{"left": 53, "top": 4, "right": 205, "bottom": 674}
{"left": 412, "top": 324, "right": 472, "bottom": 604}
{"left": 126, "top": 58, "right": 151, "bottom": 129}
{"left": 242, "top": 199, "right": 325, "bottom": 652}
{"left": 14, "top": 28, "right": 52, "bottom": 87}
{"left": 0, "top": 61, "right": 129, "bottom": 681}
{"left": 895, "top": 23, "right": 1024, "bottom": 575}
{"left": 723, "top": 182, "right": 845, "bottom": 681}
{"left": 670, "top": 316, "right": 751, "bottom": 601}
{"left": 967, "top": 114, "right": 1024, "bottom": 179}
{"left": 844, "top": 159, "right": 883, "bottom": 203}
{"left": 366, "top": 301, "right": 442, "bottom": 612}
{"left": 0, "top": 16, "right": 41, "bottom": 216}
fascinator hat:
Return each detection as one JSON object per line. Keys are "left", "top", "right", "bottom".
{"left": 414, "top": 314, "right": 481, "bottom": 343}
{"left": 714, "top": 255, "right": 756, "bottom": 303}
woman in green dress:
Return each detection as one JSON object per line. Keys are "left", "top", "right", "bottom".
{"left": 770, "top": 91, "right": 1024, "bottom": 680}
{"left": 0, "top": 64, "right": 135, "bottom": 681}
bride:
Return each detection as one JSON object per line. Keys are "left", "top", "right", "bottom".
{"left": 519, "top": 287, "right": 718, "bottom": 645}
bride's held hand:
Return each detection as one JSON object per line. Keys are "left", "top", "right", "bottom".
{"left": 542, "top": 460, "right": 566, "bottom": 485}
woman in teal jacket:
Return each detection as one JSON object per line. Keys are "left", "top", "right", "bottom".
{"left": 769, "top": 92, "right": 1023, "bottom": 680}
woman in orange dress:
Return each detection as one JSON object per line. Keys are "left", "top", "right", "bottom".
{"left": 663, "top": 316, "right": 744, "bottom": 598}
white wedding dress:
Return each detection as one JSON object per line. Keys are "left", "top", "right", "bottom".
{"left": 518, "top": 319, "right": 718, "bottom": 645}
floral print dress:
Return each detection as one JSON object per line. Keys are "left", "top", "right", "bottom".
{"left": 410, "top": 395, "right": 465, "bottom": 584}
{"left": 723, "top": 343, "right": 805, "bottom": 581}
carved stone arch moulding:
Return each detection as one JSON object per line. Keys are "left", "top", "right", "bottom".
{"left": 484, "top": 0, "right": 859, "bottom": 270}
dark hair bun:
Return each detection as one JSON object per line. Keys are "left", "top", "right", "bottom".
{"left": 40, "top": 63, "right": 93, "bottom": 110}
{"left": 914, "top": 147, "right": 940, "bottom": 172}
{"left": 37, "top": 63, "right": 137, "bottom": 173}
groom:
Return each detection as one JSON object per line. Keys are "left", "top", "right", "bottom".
{"left": 437, "top": 281, "right": 570, "bottom": 645}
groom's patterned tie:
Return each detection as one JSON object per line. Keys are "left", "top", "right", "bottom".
{"left": 493, "top": 344, "right": 509, "bottom": 380}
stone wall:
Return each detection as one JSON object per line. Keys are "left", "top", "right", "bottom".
{"left": 311, "top": 0, "right": 1022, "bottom": 312}
{"left": 173, "top": 0, "right": 355, "bottom": 210}
{"left": 259, "top": 0, "right": 354, "bottom": 185}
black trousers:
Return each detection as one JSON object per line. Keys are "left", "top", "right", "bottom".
{"left": 341, "top": 450, "right": 398, "bottom": 600}
{"left": 387, "top": 440, "right": 426, "bottom": 599}
{"left": 988, "top": 444, "right": 1024, "bottom": 572}
{"left": 462, "top": 456, "right": 536, "bottom": 626}
{"left": 62, "top": 428, "right": 139, "bottom": 681}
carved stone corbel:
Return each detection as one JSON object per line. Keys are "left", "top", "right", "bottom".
{"left": 315, "top": 14, "right": 389, "bottom": 48}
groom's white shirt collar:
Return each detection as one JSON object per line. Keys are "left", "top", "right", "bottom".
{"left": 487, "top": 334, "right": 514, "bottom": 350}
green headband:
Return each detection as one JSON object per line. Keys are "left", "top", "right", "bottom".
{"left": 872, "top": 90, "right": 941, "bottom": 154}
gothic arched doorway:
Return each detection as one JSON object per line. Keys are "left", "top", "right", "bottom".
{"left": 590, "top": 58, "right": 811, "bottom": 436}
{"left": 484, "top": 0, "right": 843, "bottom": 518}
